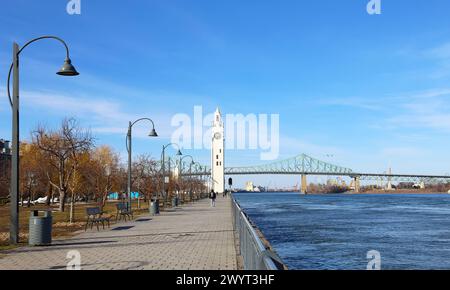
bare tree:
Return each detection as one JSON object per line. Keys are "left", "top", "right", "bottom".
{"left": 131, "top": 154, "right": 158, "bottom": 208}
{"left": 0, "top": 175, "right": 10, "bottom": 199}
{"left": 89, "top": 146, "right": 121, "bottom": 210}
{"left": 19, "top": 142, "right": 48, "bottom": 207}
{"left": 34, "top": 118, "right": 93, "bottom": 212}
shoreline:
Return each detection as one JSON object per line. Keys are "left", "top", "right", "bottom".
{"left": 351, "top": 191, "right": 450, "bottom": 195}
{"left": 238, "top": 190, "right": 450, "bottom": 195}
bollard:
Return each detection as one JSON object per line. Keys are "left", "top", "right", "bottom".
{"left": 29, "top": 210, "right": 52, "bottom": 246}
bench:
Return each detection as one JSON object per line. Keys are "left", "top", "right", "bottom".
{"left": 0, "top": 197, "right": 9, "bottom": 206}
{"left": 85, "top": 207, "right": 111, "bottom": 231}
{"left": 116, "top": 203, "right": 133, "bottom": 222}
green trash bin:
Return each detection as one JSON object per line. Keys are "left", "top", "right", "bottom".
{"left": 150, "top": 199, "right": 160, "bottom": 215}
{"left": 29, "top": 210, "right": 52, "bottom": 246}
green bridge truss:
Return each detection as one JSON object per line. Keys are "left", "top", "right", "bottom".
{"left": 224, "top": 154, "right": 353, "bottom": 175}
{"left": 174, "top": 153, "right": 450, "bottom": 184}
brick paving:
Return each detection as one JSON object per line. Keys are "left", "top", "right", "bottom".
{"left": 0, "top": 197, "right": 237, "bottom": 270}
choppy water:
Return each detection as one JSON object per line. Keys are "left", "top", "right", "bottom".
{"left": 234, "top": 192, "right": 450, "bottom": 270}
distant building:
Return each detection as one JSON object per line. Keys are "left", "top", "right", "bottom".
{"left": 0, "top": 139, "right": 12, "bottom": 197}
{"left": 245, "top": 181, "right": 254, "bottom": 192}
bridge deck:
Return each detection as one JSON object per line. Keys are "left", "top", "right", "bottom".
{"left": 0, "top": 197, "right": 238, "bottom": 270}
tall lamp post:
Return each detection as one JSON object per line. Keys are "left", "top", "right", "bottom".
{"left": 193, "top": 162, "right": 204, "bottom": 201}
{"left": 6, "top": 36, "right": 80, "bottom": 245}
{"left": 126, "top": 118, "right": 158, "bottom": 211}
{"left": 179, "top": 155, "right": 195, "bottom": 202}
{"left": 161, "top": 143, "right": 182, "bottom": 205}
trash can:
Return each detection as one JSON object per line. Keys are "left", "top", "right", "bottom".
{"left": 150, "top": 199, "right": 160, "bottom": 215}
{"left": 172, "top": 197, "right": 177, "bottom": 207}
{"left": 29, "top": 210, "right": 52, "bottom": 246}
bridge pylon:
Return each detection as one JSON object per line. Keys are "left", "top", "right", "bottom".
{"left": 301, "top": 174, "right": 307, "bottom": 195}
{"left": 353, "top": 176, "right": 361, "bottom": 193}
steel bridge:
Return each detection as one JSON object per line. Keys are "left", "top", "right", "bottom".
{"left": 176, "top": 153, "right": 450, "bottom": 193}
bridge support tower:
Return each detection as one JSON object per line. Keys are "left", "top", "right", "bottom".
{"left": 301, "top": 174, "right": 307, "bottom": 194}
{"left": 354, "top": 176, "right": 361, "bottom": 193}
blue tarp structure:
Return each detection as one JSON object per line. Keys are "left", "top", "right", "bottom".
{"left": 108, "top": 192, "right": 140, "bottom": 200}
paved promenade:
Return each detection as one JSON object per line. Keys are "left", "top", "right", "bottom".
{"left": 0, "top": 197, "right": 237, "bottom": 270}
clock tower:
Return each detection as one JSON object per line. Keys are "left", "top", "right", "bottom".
{"left": 211, "top": 108, "right": 225, "bottom": 194}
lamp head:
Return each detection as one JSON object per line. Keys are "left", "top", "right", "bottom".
{"left": 57, "top": 58, "right": 79, "bottom": 76}
{"left": 176, "top": 149, "right": 183, "bottom": 156}
{"left": 149, "top": 128, "right": 158, "bottom": 137}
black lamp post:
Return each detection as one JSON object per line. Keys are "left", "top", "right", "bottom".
{"left": 6, "top": 36, "right": 79, "bottom": 245}
{"left": 126, "top": 118, "right": 158, "bottom": 211}
{"left": 194, "top": 163, "right": 206, "bottom": 200}
{"left": 179, "top": 155, "right": 195, "bottom": 202}
{"left": 161, "top": 143, "right": 182, "bottom": 205}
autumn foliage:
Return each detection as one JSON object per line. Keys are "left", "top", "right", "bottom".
{"left": 0, "top": 118, "right": 206, "bottom": 222}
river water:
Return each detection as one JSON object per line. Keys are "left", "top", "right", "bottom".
{"left": 234, "top": 192, "right": 450, "bottom": 270}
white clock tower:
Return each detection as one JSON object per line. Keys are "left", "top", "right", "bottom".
{"left": 211, "top": 108, "right": 225, "bottom": 194}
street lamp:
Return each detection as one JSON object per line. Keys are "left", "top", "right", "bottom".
{"left": 104, "top": 164, "right": 112, "bottom": 207}
{"left": 6, "top": 36, "right": 79, "bottom": 245}
{"left": 161, "top": 143, "right": 182, "bottom": 205}
{"left": 179, "top": 155, "right": 195, "bottom": 176}
{"left": 195, "top": 163, "right": 208, "bottom": 200}
{"left": 179, "top": 155, "right": 195, "bottom": 202}
{"left": 126, "top": 118, "right": 158, "bottom": 211}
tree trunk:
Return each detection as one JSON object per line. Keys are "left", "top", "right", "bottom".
{"left": 101, "top": 192, "right": 108, "bottom": 211}
{"left": 59, "top": 190, "right": 66, "bottom": 212}
{"left": 69, "top": 197, "right": 75, "bottom": 223}
{"left": 46, "top": 185, "right": 52, "bottom": 206}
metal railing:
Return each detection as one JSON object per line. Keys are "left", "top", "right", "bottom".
{"left": 231, "top": 196, "right": 286, "bottom": 270}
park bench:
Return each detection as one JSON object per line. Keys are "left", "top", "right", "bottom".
{"left": 116, "top": 203, "right": 133, "bottom": 222}
{"left": 0, "top": 197, "right": 9, "bottom": 206}
{"left": 85, "top": 207, "right": 111, "bottom": 231}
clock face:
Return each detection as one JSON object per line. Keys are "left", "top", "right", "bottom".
{"left": 214, "top": 132, "right": 222, "bottom": 140}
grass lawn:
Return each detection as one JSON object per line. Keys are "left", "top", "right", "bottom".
{"left": 0, "top": 199, "right": 152, "bottom": 248}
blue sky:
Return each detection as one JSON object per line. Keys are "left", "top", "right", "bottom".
{"left": 1, "top": 1, "right": 450, "bottom": 187}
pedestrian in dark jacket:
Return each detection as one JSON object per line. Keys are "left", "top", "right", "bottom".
{"left": 209, "top": 190, "right": 217, "bottom": 207}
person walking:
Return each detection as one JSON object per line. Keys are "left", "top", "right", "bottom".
{"left": 209, "top": 190, "right": 217, "bottom": 207}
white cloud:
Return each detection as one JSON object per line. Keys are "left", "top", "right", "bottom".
{"left": 0, "top": 85, "right": 176, "bottom": 139}
{"left": 317, "top": 87, "right": 450, "bottom": 132}
{"left": 279, "top": 135, "right": 348, "bottom": 162}
{"left": 426, "top": 42, "right": 450, "bottom": 59}
{"left": 317, "top": 97, "right": 383, "bottom": 111}
{"left": 380, "top": 146, "right": 425, "bottom": 158}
